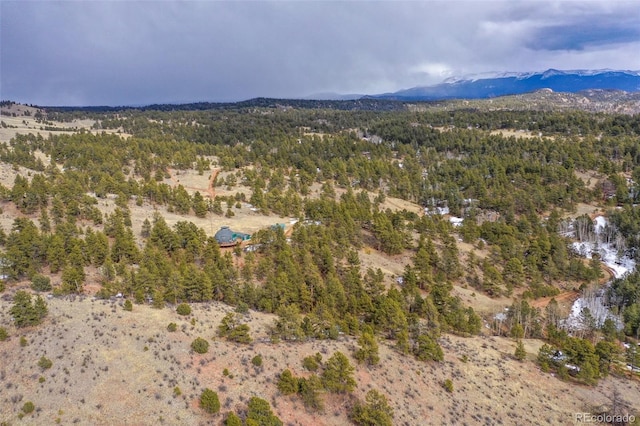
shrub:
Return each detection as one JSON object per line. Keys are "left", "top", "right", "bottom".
{"left": 0, "top": 327, "right": 8, "bottom": 341}
{"left": 277, "top": 369, "right": 299, "bottom": 395}
{"left": 251, "top": 354, "right": 263, "bottom": 367}
{"left": 176, "top": 303, "right": 192, "bottom": 316}
{"left": 200, "top": 388, "right": 220, "bottom": 414}
{"left": 191, "top": 337, "right": 209, "bottom": 354}
{"left": 218, "top": 313, "right": 252, "bottom": 343}
{"left": 235, "top": 302, "right": 249, "bottom": 314}
{"left": 20, "top": 336, "right": 28, "bottom": 347}
{"left": 302, "top": 353, "right": 322, "bottom": 371}
{"left": 167, "top": 322, "right": 177, "bottom": 332}
{"left": 443, "top": 379, "right": 454, "bottom": 393}
{"left": 173, "top": 386, "right": 182, "bottom": 397}
{"left": 224, "top": 412, "right": 242, "bottom": 426}
{"left": 22, "top": 401, "right": 35, "bottom": 414}
{"left": 38, "top": 356, "right": 53, "bottom": 370}
{"left": 228, "top": 324, "right": 252, "bottom": 344}
{"left": 31, "top": 274, "right": 52, "bottom": 292}
{"left": 123, "top": 300, "right": 133, "bottom": 311}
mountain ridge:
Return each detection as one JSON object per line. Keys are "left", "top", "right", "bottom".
{"left": 370, "top": 69, "right": 640, "bottom": 101}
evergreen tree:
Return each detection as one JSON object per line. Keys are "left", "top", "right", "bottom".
{"left": 322, "top": 351, "right": 356, "bottom": 393}
{"left": 277, "top": 369, "right": 299, "bottom": 395}
{"left": 271, "top": 304, "right": 304, "bottom": 341}
{"left": 246, "top": 397, "right": 283, "bottom": 426}
{"left": 354, "top": 326, "right": 380, "bottom": 366}
{"left": 141, "top": 218, "right": 152, "bottom": 238}
{"left": 350, "top": 389, "right": 394, "bottom": 426}
{"left": 413, "top": 334, "right": 443, "bottom": 362}
{"left": 192, "top": 191, "right": 208, "bottom": 218}
{"left": 10, "top": 291, "right": 47, "bottom": 327}
{"left": 298, "top": 374, "right": 324, "bottom": 412}
{"left": 514, "top": 339, "right": 526, "bottom": 361}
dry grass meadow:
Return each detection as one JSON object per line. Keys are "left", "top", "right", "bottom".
{"left": 2, "top": 296, "right": 639, "bottom": 426}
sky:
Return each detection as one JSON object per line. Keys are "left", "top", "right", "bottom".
{"left": 1, "top": 1, "right": 640, "bottom": 106}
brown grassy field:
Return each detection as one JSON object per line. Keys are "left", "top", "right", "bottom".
{"left": 1, "top": 296, "right": 639, "bottom": 425}
{"left": 0, "top": 104, "right": 130, "bottom": 142}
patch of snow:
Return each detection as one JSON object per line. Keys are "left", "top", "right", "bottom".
{"left": 424, "top": 206, "right": 450, "bottom": 216}
{"left": 594, "top": 215, "right": 607, "bottom": 232}
{"left": 449, "top": 216, "right": 463, "bottom": 227}
{"left": 565, "top": 216, "right": 633, "bottom": 332}
{"left": 493, "top": 312, "right": 507, "bottom": 322}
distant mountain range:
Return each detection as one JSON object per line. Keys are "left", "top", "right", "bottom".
{"left": 367, "top": 69, "right": 640, "bottom": 101}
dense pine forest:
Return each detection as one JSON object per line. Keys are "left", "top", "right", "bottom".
{"left": 1, "top": 101, "right": 639, "bottom": 424}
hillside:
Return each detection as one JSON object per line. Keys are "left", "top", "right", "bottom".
{"left": 1, "top": 102, "right": 639, "bottom": 425}
{"left": 1, "top": 297, "right": 638, "bottom": 425}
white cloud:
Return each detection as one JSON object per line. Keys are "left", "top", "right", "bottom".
{"left": 409, "top": 63, "right": 455, "bottom": 79}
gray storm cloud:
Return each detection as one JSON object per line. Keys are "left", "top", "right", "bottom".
{"left": 1, "top": 1, "right": 639, "bottom": 106}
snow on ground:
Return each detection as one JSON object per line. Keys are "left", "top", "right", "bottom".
{"left": 565, "top": 216, "right": 634, "bottom": 331}
{"left": 449, "top": 216, "right": 464, "bottom": 227}
{"left": 571, "top": 240, "right": 635, "bottom": 278}
{"left": 594, "top": 215, "right": 607, "bottom": 232}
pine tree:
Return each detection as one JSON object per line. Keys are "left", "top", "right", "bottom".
{"left": 413, "top": 334, "right": 443, "bottom": 362}
{"left": 354, "top": 327, "right": 380, "bottom": 366}
{"left": 514, "top": 339, "right": 526, "bottom": 361}
{"left": 322, "top": 351, "right": 356, "bottom": 393}
{"left": 46, "top": 233, "right": 67, "bottom": 273}
{"left": 277, "top": 369, "right": 299, "bottom": 395}
{"left": 350, "top": 389, "right": 394, "bottom": 426}
{"left": 10, "top": 291, "right": 47, "bottom": 327}
{"left": 271, "top": 305, "right": 304, "bottom": 341}
{"left": 141, "top": 218, "right": 152, "bottom": 238}
{"left": 298, "top": 375, "right": 324, "bottom": 412}
{"left": 192, "top": 191, "right": 208, "bottom": 218}
{"left": 246, "top": 397, "right": 282, "bottom": 426}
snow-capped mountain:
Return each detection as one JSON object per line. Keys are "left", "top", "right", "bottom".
{"left": 370, "top": 69, "right": 640, "bottom": 101}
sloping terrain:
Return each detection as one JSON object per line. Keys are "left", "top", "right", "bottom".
{"left": 1, "top": 297, "right": 638, "bottom": 425}
{"left": 1, "top": 103, "right": 640, "bottom": 426}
